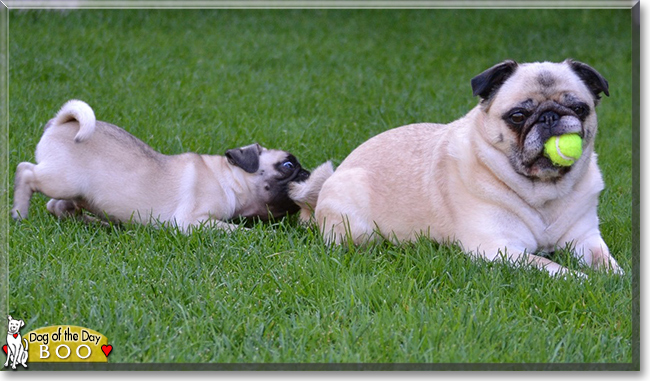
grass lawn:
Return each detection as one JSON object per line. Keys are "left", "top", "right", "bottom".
{"left": 4, "top": 9, "right": 635, "bottom": 367}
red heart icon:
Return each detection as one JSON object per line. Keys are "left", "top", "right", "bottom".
{"left": 101, "top": 344, "right": 112, "bottom": 357}
{"left": 2, "top": 344, "right": 7, "bottom": 354}
{"left": 12, "top": 334, "right": 18, "bottom": 338}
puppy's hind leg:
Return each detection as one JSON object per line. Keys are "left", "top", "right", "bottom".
{"left": 47, "top": 199, "right": 80, "bottom": 219}
{"left": 48, "top": 199, "right": 116, "bottom": 227}
{"left": 11, "top": 162, "right": 38, "bottom": 220}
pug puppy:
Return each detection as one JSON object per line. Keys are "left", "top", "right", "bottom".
{"left": 299, "top": 60, "right": 623, "bottom": 277}
{"left": 11, "top": 99, "right": 310, "bottom": 231}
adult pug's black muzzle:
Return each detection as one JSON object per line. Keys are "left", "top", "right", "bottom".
{"left": 537, "top": 112, "right": 583, "bottom": 141}
{"left": 538, "top": 110, "right": 560, "bottom": 129}
{"left": 519, "top": 102, "right": 584, "bottom": 175}
{"left": 523, "top": 102, "right": 584, "bottom": 144}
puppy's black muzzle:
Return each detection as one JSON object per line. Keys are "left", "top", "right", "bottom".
{"left": 278, "top": 166, "right": 310, "bottom": 185}
{"left": 265, "top": 166, "right": 310, "bottom": 218}
{"left": 292, "top": 168, "right": 311, "bottom": 183}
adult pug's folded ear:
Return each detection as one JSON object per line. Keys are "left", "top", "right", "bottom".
{"left": 471, "top": 60, "right": 518, "bottom": 102}
{"left": 566, "top": 59, "right": 610, "bottom": 99}
{"left": 225, "top": 143, "right": 262, "bottom": 173}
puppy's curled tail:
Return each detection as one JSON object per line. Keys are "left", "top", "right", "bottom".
{"left": 289, "top": 161, "right": 335, "bottom": 223}
{"left": 23, "top": 338, "right": 28, "bottom": 350}
{"left": 47, "top": 99, "right": 97, "bottom": 143}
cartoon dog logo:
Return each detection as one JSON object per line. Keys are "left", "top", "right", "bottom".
{"left": 3, "top": 315, "right": 29, "bottom": 370}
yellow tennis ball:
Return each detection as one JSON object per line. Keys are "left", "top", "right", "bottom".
{"left": 544, "top": 134, "right": 583, "bottom": 167}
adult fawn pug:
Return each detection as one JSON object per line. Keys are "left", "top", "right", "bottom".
{"left": 12, "top": 100, "right": 309, "bottom": 231}
{"left": 291, "top": 60, "right": 623, "bottom": 277}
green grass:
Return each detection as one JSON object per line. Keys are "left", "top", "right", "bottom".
{"left": 5, "top": 9, "right": 634, "bottom": 366}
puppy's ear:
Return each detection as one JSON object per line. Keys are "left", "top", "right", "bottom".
{"left": 225, "top": 143, "right": 262, "bottom": 173}
{"left": 471, "top": 60, "right": 518, "bottom": 101}
{"left": 19, "top": 320, "right": 24, "bottom": 328}
{"left": 566, "top": 59, "right": 609, "bottom": 100}
{"left": 7, "top": 315, "right": 11, "bottom": 322}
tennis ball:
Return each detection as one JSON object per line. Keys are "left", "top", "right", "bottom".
{"left": 543, "top": 134, "right": 583, "bottom": 167}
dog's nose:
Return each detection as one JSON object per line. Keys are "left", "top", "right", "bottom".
{"left": 538, "top": 110, "right": 560, "bottom": 128}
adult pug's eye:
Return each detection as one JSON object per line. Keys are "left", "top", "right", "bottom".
{"left": 509, "top": 112, "right": 526, "bottom": 125}
{"left": 282, "top": 161, "right": 295, "bottom": 169}
{"left": 572, "top": 105, "right": 588, "bottom": 118}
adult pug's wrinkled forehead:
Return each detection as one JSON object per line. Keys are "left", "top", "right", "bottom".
{"left": 292, "top": 59, "right": 623, "bottom": 278}
{"left": 11, "top": 100, "right": 310, "bottom": 232}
